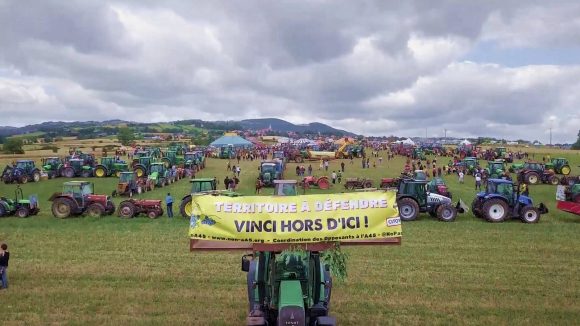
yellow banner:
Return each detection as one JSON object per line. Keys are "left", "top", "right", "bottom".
{"left": 188, "top": 191, "right": 401, "bottom": 243}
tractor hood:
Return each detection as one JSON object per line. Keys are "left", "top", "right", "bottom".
{"left": 87, "top": 194, "right": 108, "bottom": 202}
{"left": 148, "top": 172, "right": 159, "bottom": 180}
{"left": 427, "top": 193, "right": 452, "bottom": 204}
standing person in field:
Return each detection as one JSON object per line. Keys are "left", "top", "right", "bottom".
{"left": 341, "top": 161, "right": 345, "bottom": 172}
{"left": 0, "top": 243, "right": 8, "bottom": 289}
{"left": 337, "top": 170, "right": 342, "bottom": 184}
{"left": 331, "top": 171, "right": 337, "bottom": 184}
{"left": 165, "top": 193, "right": 174, "bottom": 218}
{"left": 475, "top": 172, "right": 482, "bottom": 190}
{"left": 307, "top": 164, "right": 313, "bottom": 176}
{"left": 458, "top": 170, "right": 465, "bottom": 184}
{"left": 236, "top": 166, "right": 241, "bottom": 177}
{"left": 255, "top": 177, "right": 263, "bottom": 194}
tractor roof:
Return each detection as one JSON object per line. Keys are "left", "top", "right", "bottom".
{"left": 44, "top": 157, "right": 60, "bottom": 159}
{"left": 190, "top": 178, "right": 215, "bottom": 182}
{"left": 273, "top": 180, "right": 297, "bottom": 184}
{"left": 150, "top": 162, "right": 164, "bottom": 165}
{"left": 17, "top": 159, "right": 34, "bottom": 163}
{"left": 63, "top": 181, "right": 92, "bottom": 186}
{"left": 401, "top": 178, "right": 428, "bottom": 184}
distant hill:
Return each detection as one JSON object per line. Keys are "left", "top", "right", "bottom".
{"left": 0, "top": 118, "right": 356, "bottom": 138}
{"left": 240, "top": 118, "right": 355, "bottom": 136}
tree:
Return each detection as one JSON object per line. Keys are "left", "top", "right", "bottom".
{"left": 2, "top": 138, "right": 24, "bottom": 154}
{"left": 572, "top": 130, "right": 580, "bottom": 150}
{"left": 118, "top": 127, "right": 135, "bottom": 146}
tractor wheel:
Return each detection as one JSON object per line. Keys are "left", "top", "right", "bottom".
{"left": 86, "top": 203, "right": 105, "bottom": 217}
{"left": 482, "top": 199, "right": 508, "bottom": 223}
{"left": 147, "top": 210, "right": 159, "bottom": 219}
{"left": 16, "top": 207, "right": 30, "bottom": 218}
{"left": 118, "top": 201, "right": 136, "bottom": 218}
{"left": 398, "top": 198, "right": 419, "bottom": 221}
{"left": 295, "top": 156, "right": 303, "bottom": 163}
{"left": 549, "top": 175, "right": 559, "bottom": 185}
{"left": 317, "top": 178, "right": 330, "bottom": 189}
{"left": 520, "top": 206, "right": 540, "bottom": 223}
{"left": 436, "top": 204, "right": 457, "bottom": 222}
{"left": 561, "top": 165, "right": 571, "bottom": 175}
{"left": 525, "top": 172, "right": 539, "bottom": 185}
{"left": 81, "top": 170, "right": 92, "bottom": 178}
{"left": 20, "top": 175, "right": 28, "bottom": 184}
{"left": 363, "top": 181, "right": 373, "bottom": 188}
{"left": 345, "top": 183, "right": 355, "bottom": 190}
{"left": 471, "top": 199, "right": 483, "bottom": 218}
{"left": 63, "top": 167, "right": 75, "bottom": 178}
{"left": 180, "top": 195, "right": 192, "bottom": 218}
{"left": 32, "top": 171, "right": 40, "bottom": 182}
{"left": 94, "top": 166, "right": 107, "bottom": 178}
{"left": 135, "top": 166, "right": 146, "bottom": 178}
{"left": 52, "top": 198, "right": 74, "bottom": 218}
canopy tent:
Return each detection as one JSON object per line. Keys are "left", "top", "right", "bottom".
{"left": 210, "top": 134, "right": 253, "bottom": 148}
{"left": 402, "top": 138, "right": 415, "bottom": 145}
{"left": 459, "top": 139, "right": 472, "bottom": 146}
{"left": 293, "top": 138, "right": 315, "bottom": 145}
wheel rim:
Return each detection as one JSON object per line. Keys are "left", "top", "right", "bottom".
{"left": 488, "top": 204, "right": 505, "bottom": 220}
{"left": 400, "top": 205, "right": 415, "bottom": 218}
{"left": 442, "top": 208, "right": 453, "bottom": 220}
{"left": 95, "top": 168, "right": 105, "bottom": 177}
{"left": 529, "top": 175, "right": 537, "bottom": 184}
{"left": 88, "top": 207, "right": 100, "bottom": 217}
{"left": 34, "top": 174, "right": 40, "bottom": 182}
{"left": 524, "top": 210, "right": 538, "bottom": 222}
{"left": 561, "top": 166, "right": 571, "bottom": 175}
{"left": 120, "top": 206, "right": 132, "bottom": 218}
{"left": 57, "top": 203, "right": 70, "bottom": 215}
{"left": 136, "top": 169, "right": 144, "bottom": 177}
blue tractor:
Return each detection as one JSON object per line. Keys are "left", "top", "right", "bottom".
{"left": 471, "top": 179, "right": 548, "bottom": 223}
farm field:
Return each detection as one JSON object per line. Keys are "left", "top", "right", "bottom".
{"left": 1, "top": 148, "right": 580, "bottom": 325}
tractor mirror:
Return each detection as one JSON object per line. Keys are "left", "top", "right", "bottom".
{"left": 241, "top": 254, "right": 252, "bottom": 272}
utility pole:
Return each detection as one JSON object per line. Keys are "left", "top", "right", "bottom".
{"left": 550, "top": 127, "right": 552, "bottom": 146}
{"left": 444, "top": 129, "right": 447, "bottom": 139}
{"left": 425, "top": 128, "right": 427, "bottom": 139}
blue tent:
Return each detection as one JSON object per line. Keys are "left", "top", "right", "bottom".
{"left": 210, "top": 134, "right": 253, "bottom": 148}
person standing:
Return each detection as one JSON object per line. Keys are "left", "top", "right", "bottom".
{"left": 475, "top": 172, "right": 482, "bottom": 190}
{"left": 340, "top": 162, "right": 345, "bottom": 172}
{"left": 307, "top": 164, "right": 313, "bottom": 176}
{"left": 165, "top": 193, "right": 174, "bottom": 218}
{"left": 224, "top": 176, "right": 230, "bottom": 190}
{"left": 458, "top": 170, "right": 465, "bottom": 184}
{"left": 236, "top": 166, "right": 241, "bottom": 177}
{"left": 0, "top": 243, "right": 9, "bottom": 289}
{"left": 337, "top": 170, "right": 342, "bottom": 184}
{"left": 331, "top": 171, "right": 337, "bottom": 184}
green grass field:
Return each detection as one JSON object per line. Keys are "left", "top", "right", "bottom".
{"left": 1, "top": 149, "right": 580, "bottom": 325}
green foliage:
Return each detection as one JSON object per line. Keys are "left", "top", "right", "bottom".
{"left": 321, "top": 244, "right": 349, "bottom": 282}
{"left": 118, "top": 127, "right": 136, "bottom": 146}
{"left": 572, "top": 130, "right": 580, "bottom": 150}
{"left": 2, "top": 137, "right": 24, "bottom": 154}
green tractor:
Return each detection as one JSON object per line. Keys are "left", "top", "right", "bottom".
{"left": 0, "top": 186, "right": 39, "bottom": 218}
{"left": 545, "top": 158, "right": 572, "bottom": 175}
{"left": 42, "top": 157, "right": 65, "bottom": 179}
{"left": 62, "top": 158, "right": 94, "bottom": 178}
{"left": 219, "top": 145, "right": 236, "bottom": 159}
{"left": 516, "top": 161, "right": 559, "bottom": 185}
{"left": 94, "top": 157, "right": 130, "bottom": 178}
{"left": 179, "top": 178, "right": 220, "bottom": 218}
{"left": 2, "top": 160, "right": 41, "bottom": 184}
{"left": 148, "top": 162, "right": 170, "bottom": 188}
{"left": 260, "top": 161, "right": 284, "bottom": 187}
{"left": 184, "top": 152, "right": 200, "bottom": 171}
{"left": 161, "top": 150, "right": 184, "bottom": 168}
{"left": 411, "top": 148, "right": 426, "bottom": 160}
{"left": 396, "top": 178, "right": 464, "bottom": 222}
{"left": 509, "top": 162, "right": 526, "bottom": 173}
{"left": 240, "top": 180, "right": 336, "bottom": 325}
{"left": 132, "top": 156, "right": 153, "bottom": 178}
{"left": 461, "top": 157, "right": 479, "bottom": 175}
{"left": 484, "top": 160, "right": 506, "bottom": 179}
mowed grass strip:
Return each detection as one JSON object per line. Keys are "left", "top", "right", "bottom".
{"left": 0, "top": 149, "right": 579, "bottom": 325}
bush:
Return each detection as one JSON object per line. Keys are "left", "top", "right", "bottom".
{"left": 2, "top": 138, "right": 24, "bottom": 154}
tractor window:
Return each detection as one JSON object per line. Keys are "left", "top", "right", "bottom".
{"left": 81, "top": 184, "right": 93, "bottom": 196}
{"left": 281, "top": 184, "right": 297, "bottom": 196}
{"left": 275, "top": 253, "right": 308, "bottom": 281}
{"left": 262, "top": 164, "right": 275, "bottom": 173}
{"left": 150, "top": 165, "right": 162, "bottom": 173}
{"left": 16, "top": 161, "right": 28, "bottom": 169}
{"left": 496, "top": 183, "right": 512, "bottom": 197}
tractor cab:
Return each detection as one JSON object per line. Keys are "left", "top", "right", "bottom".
{"left": 42, "top": 157, "right": 62, "bottom": 168}
{"left": 398, "top": 179, "right": 428, "bottom": 207}
{"left": 114, "top": 172, "right": 138, "bottom": 197}
{"left": 0, "top": 186, "right": 39, "bottom": 218}
{"left": 260, "top": 161, "right": 282, "bottom": 186}
{"left": 485, "top": 160, "right": 506, "bottom": 178}
{"left": 481, "top": 179, "right": 518, "bottom": 206}
{"left": 273, "top": 180, "right": 298, "bottom": 196}
{"left": 16, "top": 160, "right": 35, "bottom": 171}
{"left": 426, "top": 177, "right": 452, "bottom": 198}
{"left": 273, "top": 151, "right": 285, "bottom": 161}
{"left": 179, "top": 178, "right": 219, "bottom": 218}
{"left": 545, "top": 158, "right": 571, "bottom": 175}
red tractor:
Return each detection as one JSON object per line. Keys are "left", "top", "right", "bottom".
{"left": 117, "top": 199, "right": 164, "bottom": 219}
{"left": 299, "top": 176, "right": 330, "bottom": 189}
{"left": 49, "top": 181, "right": 115, "bottom": 218}
{"left": 380, "top": 177, "right": 400, "bottom": 188}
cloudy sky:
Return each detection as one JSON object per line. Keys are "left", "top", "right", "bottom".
{"left": 1, "top": 0, "right": 579, "bottom": 142}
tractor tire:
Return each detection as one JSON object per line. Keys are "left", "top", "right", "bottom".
{"left": 81, "top": 170, "right": 92, "bottom": 178}
{"left": 295, "top": 156, "right": 304, "bottom": 163}
{"left": 345, "top": 183, "right": 355, "bottom": 191}
{"left": 118, "top": 201, "right": 136, "bottom": 218}
{"left": 471, "top": 199, "right": 483, "bottom": 218}
{"left": 483, "top": 199, "right": 508, "bottom": 223}
{"left": 398, "top": 197, "right": 419, "bottom": 221}
{"left": 520, "top": 206, "right": 540, "bottom": 223}
{"left": 561, "top": 165, "right": 571, "bottom": 175}
{"left": 52, "top": 198, "right": 74, "bottom": 218}
{"left": 134, "top": 166, "right": 146, "bottom": 178}
{"left": 436, "top": 204, "right": 457, "bottom": 222}
{"left": 317, "top": 178, "right": 330, "bottom": 190}
{"left": 94, "top": 166, "right": 107, "bottom": 178}
{"left": 363, "top": 181, "right": 373, "bottom": 188}
{"left": 147, "top": 210, "right": 159, "bottom": 219}
{"left": 86, "top": 203, "right": 105, "bottom": 218}
{"left": 32, "top": 171, "right": 40, "bottom": 182}
{"left": 19, "top": 175, "right": 28, "bottom": 184}
{"left": 180, "top": 195, "right": 192, "bottom": 218}
{"left": 16, "top": 207, "right": 30, "bottom": 218}
{"left": 63, "top": 167, "right": 75, "bottom": 178}
{"left": 549, "top": 175, "right": 559, "bottom": 185}
{"left": 525, "top": 172, "right": 539, "bottom": 185}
